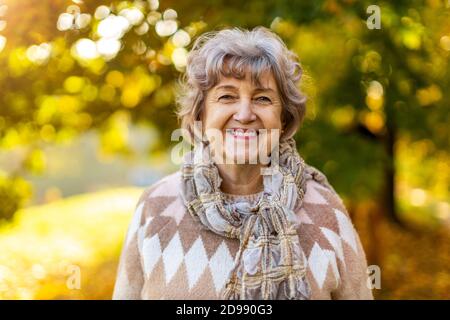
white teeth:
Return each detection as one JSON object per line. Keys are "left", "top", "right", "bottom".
{"left": 227, "top": 129, "right": 257, "bottom": 137}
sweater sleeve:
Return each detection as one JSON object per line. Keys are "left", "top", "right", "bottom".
{"left": 303, "top": 169, "right": 374, "bottom": 300}
{"left": 330, "top": 197, "right": 374, "bottom": 300}
{"left": 112, "top": 192, "right": 148, "bottom": 300}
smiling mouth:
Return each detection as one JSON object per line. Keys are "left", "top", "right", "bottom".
{"left": 225, "top": 128, "right": 259, "bottom": 139}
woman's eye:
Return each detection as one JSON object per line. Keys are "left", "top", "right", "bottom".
{"left": 255, "top": 96, "right": 271, "bottom": 103}
{"left": 219, "top": 95, "right": 236, "bottom": 101}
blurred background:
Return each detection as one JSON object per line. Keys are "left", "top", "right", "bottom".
{"left": 0, "top": 0, "right": 449, "bottom": 299}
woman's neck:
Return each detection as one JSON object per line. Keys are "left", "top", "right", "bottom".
{"left": 215, "top": 163, "right": 264, "bottom": 195}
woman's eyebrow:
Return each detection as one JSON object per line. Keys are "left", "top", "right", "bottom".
{"left": 214, "top": 85, "right": 238, "bottom": 91}
{"left": 254, "top": 87, "right": 276, "bottom": 94}
{"left": 213, "top": 84, "right": 276, "bottom": 94}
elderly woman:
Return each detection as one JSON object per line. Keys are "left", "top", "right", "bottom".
{"left": 113, "top": 27, "right": 373, "bottom": 300}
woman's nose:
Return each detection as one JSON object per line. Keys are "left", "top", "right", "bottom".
{"left": 233, "top": 99, "right": 256, "bottom": 123}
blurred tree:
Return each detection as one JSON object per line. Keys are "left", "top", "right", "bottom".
{"left": 298, "top": 1, "right": 450, "bottom": 225}
{"left": 0, "top": 0, "right": 448, "bottom": 226}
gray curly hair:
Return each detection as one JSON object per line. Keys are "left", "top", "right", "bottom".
{"left": 176, "top": 26, "right": 307, "bottom": 143}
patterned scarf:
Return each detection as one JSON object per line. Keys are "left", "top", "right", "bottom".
{"left": 180, "top": 138, "right": 311, "bottom": 300}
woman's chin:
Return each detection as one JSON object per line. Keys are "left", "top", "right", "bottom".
{"left": 221, "top": 149, "right": 259, "bottom": 165}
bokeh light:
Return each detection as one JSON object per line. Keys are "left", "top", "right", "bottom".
{"left": 72, "top": 38, "right": 99, "bottom": 60}
{"left": 0, "top": 35, "right": 6, "bottom": 53}
{"left": 57, "top": 13, "right": 74, "bottom": 31}
{"left": 97, "top": 15, "right": 130, "bottom": 39}
{"left": 171, "top": 29, "right": 191, "bottom": 47}
{"left": 119, "top": 7, "right": 144, "bottom": 26}
{"left": 26, "top": 43, "right": 52, "bottom": 65}
{"left": 94, "top": 5, "right": 110, "bottom": 20}
{"left": 96, "top": 38, "right": 121, "bottom": 60}
{"left": 155, "top": 19, "right": 177, "bottom": 37}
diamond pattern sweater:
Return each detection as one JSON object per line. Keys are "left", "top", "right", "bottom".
{"left": 112, "top": 170, "right": 373, "bottom": 300}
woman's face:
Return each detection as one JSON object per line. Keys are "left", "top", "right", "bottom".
{"left": 202, "top": 69, "right": 283, "bottom": 165}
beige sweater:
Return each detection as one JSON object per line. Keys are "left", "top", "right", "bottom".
{"left": 112, "top": 170, "right": 373, "bottom": 300}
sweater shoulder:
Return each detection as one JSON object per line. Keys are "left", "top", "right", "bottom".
{"left": 132, "top": 171, "right": 184, "bottom": 226}
{"left": 298, "top": 169, "right": 365, "bottom": 262}
{"left": 299, "top": 173, "right": 371, "bottom": 299}
{"left": 303, "top": 178, "right": 349, "bottom": 216}
{"left": 299, "top": 167, "right": 354, "bottom": 236}
{"left": 136, "top": 171, "right": 182, "bottom": 205}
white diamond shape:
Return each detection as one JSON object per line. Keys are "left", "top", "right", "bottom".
{"left": 137, "top": 217, "right": 153, "bottom": 256}
{"left": 304, "top": 181, "right": 328, "bottom": 204}
{"left": 334, "top": 209, "right": 357, "bottom": 253}
{"left": 208, "top": 241, "right": 234, "bottom": 293}
{"left": 320, "top": 227, "right": 345, "bottom": 268}
{"left": 160, "top": 198, "right": 186, "bottom": 225}
{"left": 298, "top": 208, "right": 314, "bottom": 225}
{"left": 142, "top": 234, "right": 162, "bottom": 278}
{"left": 184, "top": 236, "right": 208, "bottom": 289}
{"left": 308, "top": 243, "right": 329, "bottom": 289}
{"left": 162, "top": 231, "right": 184, "bottom": 284}
{"left": 323, "top": 249, "right": 340, "bottom": 283}
{"left": 126, "top": 201, "right": 144, "bottom": 246}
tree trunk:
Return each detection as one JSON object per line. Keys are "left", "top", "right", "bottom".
{"left": 383, "top": 99, "right": 403, "bottom": 226}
